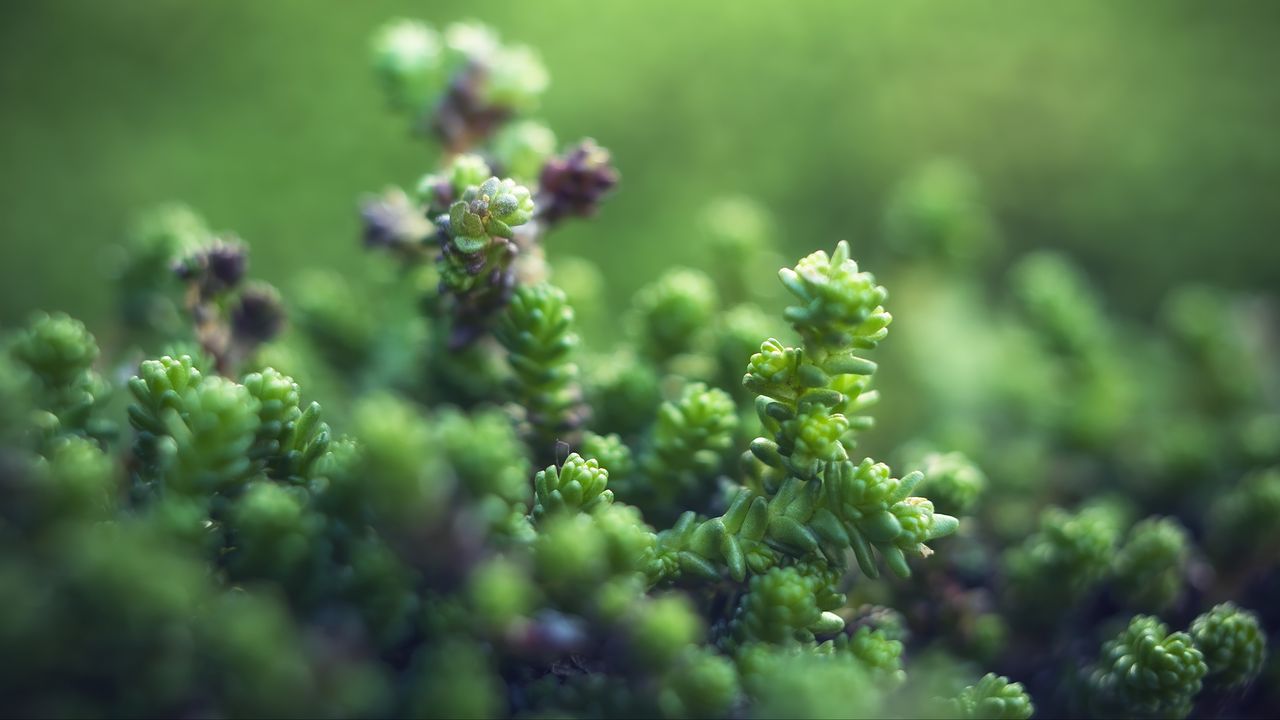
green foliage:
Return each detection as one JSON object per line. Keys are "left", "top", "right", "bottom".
{"left": 739, "top": 644, "right": 885, "bottom": 719}
{"left": 1206, "top": 467, "right": 1280, "bottom": 568}
{"left": 629, "top": 594, "right": 705, "bottom": 668}
{"left": 949, "top": 673, "right": 1033, "bottom": 720}
{"left": 779, "top": 240, "right": 891, "bottom": 355}
{"left": 1004, "top": 504, "right": 1121, "bottom": 619}
{"left": 586, "top": 349, "right": 662, "bottom": 436}
{"left": 114, "top": 203, "right": 208, "bottom": 344}
{"left": 8, "top": 13, "right": 1279, "bottom": 720}
{"left": 437, "top": 406, "right": 532, "bottom": 507}
{"left": 636, "top": 381, "right": 738, "bottom": 514}
{"left": 448, "top": 176, "right": 536, "bottom": 249}
{"left": 884, "top": 159, "right": 1000, "bottom": 267}
{"left": 495, "top": 282, "right": 586, "bottom": 457}
{"left": 1190, "top": 603, "right": 1266, "bottom": 690}
{"left": 916, "top": 450, "right": 987, "bottom": 516}
{"left": 1089, "top": 615, "right": 1207, "bottom": 719}
{"left": 658, "top": 647, "right": 741, "bottom": 719}
{"left": 345, "top": 393, "right": 448, "bottom": 531}
{"left": 533, "top": 452, "right": 613, "bottom": 521}
{"left": 8, "top": 311, "right": 110, "bottom": 442}
{"left": 492, "top": 119, "right": 556, "bottom": 182}
{"left": 630, "top": 267, "right": 718, "bottom": 365}
{"left": 729, "top": 565, "right": 843, "bottom": 645}
{"left": 372, "top": 18, "right": 443, "bottom": 113}
{"left": 405, "top": 640, "right": 504, "bottom": 720}
{"left": 242, "top": 367, "right": 330, "bottom": 483}
{"left": 1112, "top": 517, "right": 1190, "bottom": 613}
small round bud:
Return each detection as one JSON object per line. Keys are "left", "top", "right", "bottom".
{"left": 950, "top": 673, "right": 1033, "bottom": 720}
{"left": 538, "top": 139, "right": 619, "bottom": 225}
{"left": 492, "top": 120, "right": 556, "bottom": 181}
{"left": 1190, "top": 603, "right": 1266, "bottom": 690}
{"left": 371, "top": 19, "right": 442, "bottom": 110}
{"left": 231, "top": 283, "right": 286, "bottom": 344}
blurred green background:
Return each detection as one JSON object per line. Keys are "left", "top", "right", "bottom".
{"left": 2, "top": 0, "right": 1278, "bottom": 334}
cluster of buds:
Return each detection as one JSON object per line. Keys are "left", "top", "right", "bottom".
{"left": 437, "top": 176, "right": 536, "bottom": 347}
{"left": 538, "top": 139, "right": 620, "bottom": 226}
{"left": 364, "top": 21, "right": 620, "bottom": 350}
{"left": 372, "top": 19, "right": 548, "bottom": 154}
{"left": 172, "top": 238, "right": 284, "bottom": 374}
{"left": 360, "top": 187, "right": 436, "bottom": 262}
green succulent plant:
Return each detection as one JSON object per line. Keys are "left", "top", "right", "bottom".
{"left": 9, "top": 13, "right": 1280, "bottom": 720}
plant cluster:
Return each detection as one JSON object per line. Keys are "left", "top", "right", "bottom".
{"left": 1, "top": 16, "right": 1276, "bottom": 720}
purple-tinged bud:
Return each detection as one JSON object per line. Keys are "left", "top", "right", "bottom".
{"left": 231, "top": 283, "right": 286, "bottom": 344}
{"left": 538, "top": 139, "right": 619, "bottom": 225}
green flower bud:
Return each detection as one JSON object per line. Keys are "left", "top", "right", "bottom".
{"left": 11, "top": 312, "right": 100, "bottom": 389}
{"left": 783, "top": 406, "right": 849, "bottom": 471}
{"left": 1189, "top": 603, "right": 1266, "bottom": 690}
{"left": 349, "top": 393, "right": 448, "bottom": 531}
{"left": 344, "top": 534, "right": 419, "bottom": 648}
{"left": 593, "top": 503, "right": 661, "bottom": 579}
{"left": 659, "top": 647, "right": 741, "bottom": 720}
{"left": 241, "top": 367, "right": 302, "bottom": 462}
{"left": 917, "top": 450, "right": 986, "bottom": 515}
{"left": 700, "top": 195, "right": 779, "bottom": 305}
{"left": 225, "top": 480, "right": 322, "bottom": 589}
{"left": 162, "top": 375, "right": 261, "bottom": 495}
{"left": 1206, "top": 467, "right": 1280, "bottom": 567}
{"left": 740, "top": 645, "right": 884, "bottom": 720}
{"left": 829, "top": 626, "right": 902, "bottom": 686}
{"left": 405, "top": 640, "right": 503, "bottom": 720}
{"left": 731, "top": 566, "right": 826, "bottom": 645}
{"left": 1089, "top": 615, "right": 1206, "bottom": 719}
{"left": 884, "top": 159, "right": 999, "bottom": 267}
{"left": 586, "top": 349, "right": 662, "bottom": 436}
{"left": 468, "top": 555, "right": 538, "bottom": 632}
{"left": 744, "top": 338, "right": 802, "bottom": 396}
{"left": 949, "top": 673, "right": 1033, "bottom": 720}
{"left": 0, "top": 354, "right": 35, "bottom": 445}
{"left": 117, "top": 204, "right": 207, "bottom": 341}
{"left": 533, "top": 512, "right": 609, "bottom": 604}
{"left": 371, "top": 19, "right": 442, "bottom": 111}
{"left": 891, "top": 496, "right": 937, "bottom": 547}
{"left": 1113, "top": 517, "right": 1190, "bottom": 613}
{"left": 829, "top": 457, "right": 900, "bottom": 511}
{"left": 969, "top": 613, "right": 1010, "bottom": 663}
{"left": 491, "top": 120, "right": 556, "bottom": 181}
{"left": 533, "top": 452, "right": 613, "bottom": 521}
{"left": 1004, "top": 505, "right": 1121, "bottom": 615}
{"left": 447, "top": 176, "right": 535, "bottom": 250}
{"left": 9, "top": 312, "right": 109, "bottom": 440}
{"left": 779, "top": 241, "right": 891, "bottom": 353}
{"left": 415, "top": 154, "right": 492, "bottom": 212}
{"left": 715, "top": 304, "right": 780, "bottom": 394}
{"left": 442, "top": 21, "right": 500, "bottom": 64}
{"left": 1163, "top": 285, "right": 1263, "bottom": 411}
{"left": 581, "top": 431, "right": 635, "bottom": 484}
{"left": 437, "top": 406, "right": 531, "bottom": 507}
{"left": 495, "top": 282, "right": 586, "bottom": 458}
{"left": 1010, "top": 251, "right": 1105, "bottom": 359}
{"left": 630, "top": 594, "right": 704, "bottom": 668}
{"left": 651, "top": 382, "right": 738, "bottom": 475}
{"left": 18, "top": 436, "right": 118, "bottom": 530}
{"left": 127, "top": 356, "right": 202, "bottom": 433}
{"left": 630, "top": 268, "right": 718, "bottom": 364}
{"left": 483, "top": 45, "right": 549, "bottom": 111}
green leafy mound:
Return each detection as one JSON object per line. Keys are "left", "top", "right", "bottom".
{"left": 0, "top": 15, "right": 1275, "bottom": 720}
